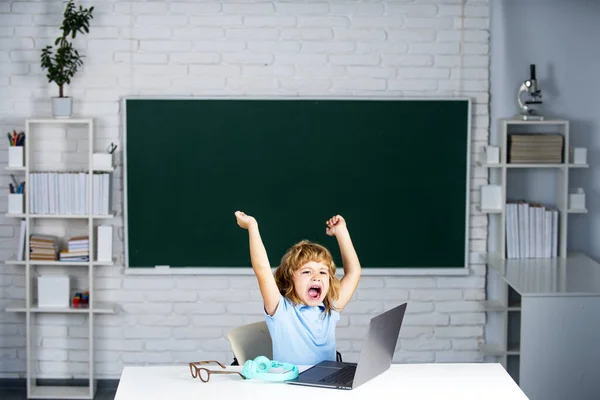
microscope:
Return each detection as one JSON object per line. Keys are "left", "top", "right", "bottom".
{"left": 515, "top": 64, "right": 543, "bottom": 120}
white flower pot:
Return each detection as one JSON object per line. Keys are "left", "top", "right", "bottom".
{"left": 52, "top": 97, "right": 73, "bottom": 118}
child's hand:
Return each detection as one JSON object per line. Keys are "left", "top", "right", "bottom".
{"left": 235, "top": 211, "right": 257, "bottom": 230}
{"left": 326, "top": 214, "right": 348, "bottom": 237}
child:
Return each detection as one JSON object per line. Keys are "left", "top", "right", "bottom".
{"left": 234, "top": 211, "right": 362, "bottom": 365}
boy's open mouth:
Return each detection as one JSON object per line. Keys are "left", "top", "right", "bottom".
{"left": 307, "top": 285, "right": 322, "bottom": 300}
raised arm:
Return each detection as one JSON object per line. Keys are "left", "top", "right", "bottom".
{"left": 234, "top": 211, "right": 280, "bottom": 316}
{"left": 326, "top": 215, "right": 361, "bottom": 311}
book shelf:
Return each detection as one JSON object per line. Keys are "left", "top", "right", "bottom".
{"left": 4, "top": 118, "right": 116, "bottom": 400}
{"left": 479, "top": 119, "right": 600, "bottom": 399}
{"left": 479, "top": 119, "right": 587, "bottom": 262}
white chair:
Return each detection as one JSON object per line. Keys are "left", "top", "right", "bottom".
{"left": 227, "top": 321, "right": 273, "bottom": 365}
{"left": 227, "top": 320, "right": 343, "bottom": 365}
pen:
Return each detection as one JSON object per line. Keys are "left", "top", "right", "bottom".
{"left": 7, "top": 132, "right": 12, "bottom": 146}
{"left": 9, "top": 183, "right": 14, "bottom": 193}
{"left": 10, "top": 175, "right": 18, "bottom": 186}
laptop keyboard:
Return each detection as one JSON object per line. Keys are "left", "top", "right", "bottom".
{"left": 319, "top": 365, "right": 357, "bottom": 385}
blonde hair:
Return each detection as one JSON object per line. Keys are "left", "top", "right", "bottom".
{"left": 274, "top": 240, "right": 341, "bottom": 314}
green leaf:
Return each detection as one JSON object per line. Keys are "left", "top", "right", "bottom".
{"left": 39, "top": 0, "right": 93, "bottom": 90}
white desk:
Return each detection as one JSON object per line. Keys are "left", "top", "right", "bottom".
{"left": 487, "top": 253, "right": 600, "bottom": 400}
{"left": 115, "top": 363, "right": 529, "bottom": 400}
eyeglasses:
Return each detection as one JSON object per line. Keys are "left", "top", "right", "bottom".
{"left": 189, "top": 360, "right": 246, "bottom": 382}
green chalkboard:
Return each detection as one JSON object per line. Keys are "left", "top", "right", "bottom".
{"left": 124, "top": 98, "right": 470, "bottom": 269}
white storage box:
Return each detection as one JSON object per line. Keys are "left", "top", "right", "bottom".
{"left": 569, "top": 188, "right": 585, "bottom": 210}
{"left": 481, "top": 185, "right": 502, "bottom": 211}
{"left": 37, "top": 275, "right": 70, "bottom": 308}
{"left": 485, "top": 146, "right": 500, "bottom": 164}
{"left": 571, "top": 148, "right": 587, "bottom": 165}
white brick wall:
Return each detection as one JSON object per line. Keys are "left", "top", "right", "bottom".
{"left": 0, "top": 0, "right": 490, "bottom": 379}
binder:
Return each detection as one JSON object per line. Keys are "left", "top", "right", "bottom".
{"left": 97, "top": 225, "right": 112, "bottom": 262}
{"left": 17, "top": 219, "right": 26, "bottom": 261}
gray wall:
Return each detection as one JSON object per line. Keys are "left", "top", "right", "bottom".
{"left": 491, "top": 0, "right": 600, "bottom": 261}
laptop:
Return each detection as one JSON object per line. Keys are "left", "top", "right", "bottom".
{"left": 285, "top": 302, "right": 407, "bottom": 390}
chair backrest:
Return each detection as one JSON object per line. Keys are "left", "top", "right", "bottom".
{"left": 227, "top": 321, "right": 273, "bottom": 365}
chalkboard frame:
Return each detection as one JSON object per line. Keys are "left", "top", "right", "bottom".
{"left": 122, "top": 96, "right": 472, "bottom": 275}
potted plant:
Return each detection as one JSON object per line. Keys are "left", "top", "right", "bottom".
{"left": 41, "top": 0, "right": 94, "bottom": 118}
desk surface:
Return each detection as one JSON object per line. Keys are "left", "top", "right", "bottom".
{"left": 488, "top": 252, "right": 600, "bottom": 296}
{"left": 115, "top": 363, "right": 528, "bottom": 400}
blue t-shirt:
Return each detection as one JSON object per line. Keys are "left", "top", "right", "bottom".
{"left": 265, "top": 294, "right": 340, "bottom": 365}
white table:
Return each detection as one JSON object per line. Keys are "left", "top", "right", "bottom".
{"left": 115, "top": 363, "right": 529, "bottom": 399}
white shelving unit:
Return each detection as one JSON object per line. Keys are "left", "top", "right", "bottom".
{"left": 479, "top": 119, "right": 600, "bottom": 399}
{"left": 4, "top": 118, "right": 116, "bottom": 400}
{"left": 482, "top": 119, "right": 575, "bottom": 259}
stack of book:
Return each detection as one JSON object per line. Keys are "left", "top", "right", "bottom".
{"left": 508, "top": 134, "right": 564, "bottom": 164}
{"left": 59, "top": 236, "right": 89, "bottom": 262}
{"left": 505, "top": 201, "right": 559, "bottom": 259}
{"left": 28, "top": 171, "right": 111, "bottom": 215}
{"left": 29, "top": 235, "right": 58, "bottom": 261}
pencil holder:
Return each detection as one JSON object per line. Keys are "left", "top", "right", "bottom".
{"left": 8, "top": 193, "right": 23, "bottom": 214}
{"left": 8, "top": 146, "right": 24, "bottom": 167}
{"left": 92, "top": 153, "right": 112, "bottom": 170}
